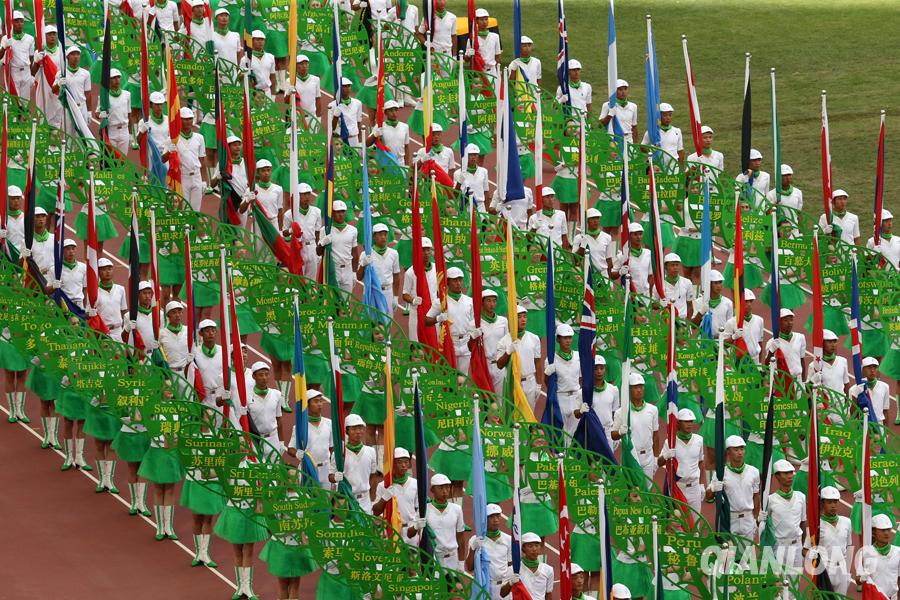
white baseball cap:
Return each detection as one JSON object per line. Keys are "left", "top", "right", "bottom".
{"left": 110, "top": 68, "right": 122, "bottom": 79}
{"left": 872, "top": 514, "right": 894, "bottom": 530}
{"left": 97, "top": 258, "right": 113, "bottom": 268}
{"left": 749, "top": 149, "right": 762, "bottom": 160}
{"left": 227, "top": 135, "right": 242, "bottom": 145}
{"left": 628, "top": 373, "right": 645, "bottom": 386}
{"left": 66, "top": 46, "right": 81, "bottom": 56}
{"left": 150, "top": 91, "right": 166, "bottom": 104}
{"left": 297, "top": 54, "right": 309, "bottom": 63}
{"left": 446, "top": 267, "right": 464, "bottom": 279}
{"left": 138, "top": 280, "right": 153, "bottom": 291}
{"left": 781, "top": 164, "right": 793, "bottom": 176}
{"left": 615, "top": 78, "right": 629, "bottom": 89}
{"left": 820, "top": 486, "right": 840, "bottom": 500}
{"left": 779, "top": 308, "right": 794, "bottom": 319}
{"left": 344, "top": 414, "right": 365, "bottom": 428}
{"left": 12, "top": 11, "right": 24, "bottom": 20}
{"left": 215, "top": 7, "right": 229, "bottom": 16}
{"left": 341, "top": 77, "right": 353, "bottom": 86}
{"left": 744, "top": 289, "right": 756, "bottom": 301}
{"left": 486, "top": 503, "right": 503, "bottom": 516}
{"left": 822, "top": 329, "right": 838, "bottom": 341}
{"left": 862, "top": 357, "right": 880, "bottom": 368}
{"left": 256, "top": 159, "right": 272, "bottom": 169}
{"left": 541, "top": 187, "right": 556, "bottom": 197}
{"left": 464, "top": 143, "right": 481, "bottom": 155}
{"left": 520, "top": 35, "right": 533, "bottom": 45}
{"left": 475, "top": 8, "right": 489, "bottom": 18}
{"left": 557, "top": 323, "right": 574, "bottom": 337}
{"left": 298, "top": 183, "right": 314, "bottom": 194}
{"left": 516, "top": 305, "right": 528, "bottom": 315}
{"left": 571, "top": 563, "right": 585, "bottom": 576}
{"left": 431, "top": 473, "right": 451, "bottom": 487}
{"left": 431, "top": 123, "right": 443, "bottom": 133}
{"left": 165, "top": 300, "right": 184, "bottom": 313}
{"left": 659, "top": 102, "right": 673, "bottom": 113}
{"left": 63, "top": 239, "right": 78, "bottom": 248}
{"left": 422, "top": 237, "right": 433, "bottom": 249}
{"left": 7, "top": 185, "right": 22, "bottom": 196}
{"left": 700, "top": 125, "right": 714, "bottom": 134}
{"left": 677, "top": 408, "right": 696, "bottom": 421}
{"left": 883, "top": 209, "right": 893, "bottom": 220}
{"left": 394, "top": 447, "right": 410, "bottom": 459}
{"left": 251, "top": 30, "right": 266, "bottom": 39}
{"left": 628, "top": 222, "right": 644, "bottom": 233}
{"left": 725, "top": 435, "right": 746, "bottom": 449}
{"left": 482, "top": 289, "right": 498, "bottom": 299}
{"left": 709, "top": 270, "right": 724, "bottom": 282}
{"left": 332, "top": 200, "right": 347, "bottom": 212}
{"left": 611, "top": 583, "right": 632, "bottom": 599}
{"left": 250, "top": 360, "right": 271, "bottom": 374}
{"left": 179, "top": 107, "right": 195, "bottom": 119}
{"left": 45, "top": 25, "right": 58, "bottom": 34}
{"left": 198, "top": 319, "right": 217, "bottom": 330}
{"left": 568, "top": 59, "right": 582, "bottom": 70}
{"left": 586, "top": 208, "right": 602, "bottom": 219}
{"left": 384, "top": 99, "right": 401, "bottom": 110}
{"left": 521, "top": 532, "right": 542, "bottom": 544}
{"left": 34, "top": 207, "right": 48, "bottom": 216}
{"left": 773, "top": 459, "right": 795, "bottom": 474}
{"left": 373, "top": 223, "right": 389, "bottom": 233}
{"left": 831, "top": 189, "right": 848, "bottom": 199}
{"left": 594, "top": 354, "right": 606, "bottom": 366}
{"left": 306, "top": 389, "right": 324, "bottom": 400}
{"left": 664, "top": 252, "right": 681, "bottom": 263}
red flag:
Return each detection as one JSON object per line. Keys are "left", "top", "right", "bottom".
{"left": 165, "top": 49, "right": 182, "bottom": 193}
{"left": 731, "top": 200, "right": 748, "bottom": 358}
{"left": 873, "top": 111, "right": 885, "bottom": 249}
{"left": 420, "top": 159, "right": 453, "bottom": 187}
{"left": 467, "top": 201, "right": 494, "bottom": 393}
{"left": 557, "top": 460, "right": 572, "bottom": 600}
{"left": 429, "top": 177, "right": 456, "bottom": 367}
{"left": 242, "top": 73, "right": 256, "bottom": 188}
{"left": 647, "top": 163, "right": 666, "bottom": 301}
{"left": 862, "top": 582, "right": 890, "bottom": 600}
{"left": 820, "top": 93, "right": 833, "bottom": 225}
{"left": 228, "top": 275, "right": 252, "bottom": 440}
{"left": 807, "top": 385, "right": 821, "bottom": 586}
{"left": 85, "top": 175, "right": 109, "bottom": 334}
{"left": 137, "top": 11, "right": 151, "bottom": 169}
{"left": 467, "top": 0, "right": 485, "bottom": 72}
{"left": 411, "top": 169, "right": 439, "bottom": 350}
{"left": 375, "top": 25, "right": 385, "bottom": 128}
{"left": 861, "top": 411, "right": 873, "bottom": 548}
{"left": 183, "top": 229, "right": 206, "bottom": 400}
{"left": 682, "top": 35, "right": 703, "bottom": 156}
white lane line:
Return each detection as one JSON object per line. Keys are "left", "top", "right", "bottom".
{"left": 0, "top": 403, "right": 237, "bottom": 590}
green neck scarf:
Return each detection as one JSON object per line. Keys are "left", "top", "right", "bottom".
{"left": 782, "top": 186, "right": 793, "bottom": 195}
{"left": 202, "top": 344, "right": 217, "bottom": 358}
{"left": 63, "top": 259, "right": 78, "bottom": 270}
{"left": 520, "top": 57, "right": 531, "bottom": 64}
{"left": 522, "top": 557, "right": 540, "bottom": 570}
{"left": 393, "top": 473, "right": 409, "bottom": 485}
{"left": 631, "top": 400, "right": 645, "bottom": 412}
{"left": 253, "top": 386, "right": 269, "bottom": 396}
{"left": 373, "top": 244, "right": 387, "bottom": 255}
{"left": 629, "top": 245, "right": 643, "bottom": 257}
{"left": 779, "top": 331, "right": 792, "bottom": 341}
{"left": 215, "top": 25, "right": 229, "bottom": 35}
{"left": 874, "top": 542, "right": 891, "bottom": 556}
{"left": 744, "top": 313, "right": 753, "bottom": 323}
{"left": 180, "top": 130, "right": 192, "bottom": 140}
{"left": 423, "top": 260, "right": 432, "bottom": 270}
{"left": 432, "top": 499, "right": 448, "bottom": 510}
{"left": 557, "top": 349, "right": 572, "bottom": 361}
{"left": 665, "top": 275, "right": 679, "bottom": 285}
{"left": 298, "top": 205, "right": 309, "bottom": 215}
{"left": 298, "top": 73, "right": 310, "bottom": 82}
{"left": 882, "top": 232, "right": 892, "bottom": 240}
{"left": 157, "top": 0, "right": 167, "bottom": 6}
{"left": 166, "top": 323, "right": 183, "bottom": 334}
{"left": 482, "top": 312, "right": 496, "bottom": 323}
{"left": 258, "top": 181, "right": 271, "bottom": 190}
{"left": 34, "top": 230, "right": 49, "bottom": 243}
{"left": 486, "top": 528, "right": 500, "bottom": 539}
{"left": 832, "top": 210, "right": 846, "bottom": 218}
{"left": 542, "top": 208, "right": 554, "bottom": 217}
{"left": 150, "top": 113, "right": 165, "bottom": 125}
{"left": 478, "top": 30, "right": 488, "bottom": 37}
{"left": 776, "top": 488, "right": 793, "bottom": 500}
{"left": 67, "top": 65, "right": 80, "bottom": 74}
{"left": 99, "top": 282, "right": 113, "bottom": 291}
{"left": 333, "top": 222, "right": 346, "bottom": 231}
{"left": 709, "top": 296, "right": 722, "bottom": 308}
{"left": 7, "top": 209, "right": 22, "bottom": 217}
{"left": 432, "top": 143, "right": 444, "bottom": 153}
{"left": 823, "top": 353, "right": 835, "bottom": 362}
{"left": 12, "top": 32, "right": 23, "bottom": 41}
{"left": 821, "top": 513, "right": 838, "bottom": 525}
{"left": 252, "top": 50, "right": 265, "bottom": 58}
{"left": 467, "top": 165, "right": 478, "bottom": 174}
{"left": 346, "top": 441, "right": 363, "bottom": 453}
{"left": 677, "top": 430, "right": 693, "bottom": 442}
{"left": 594, "top": 381, "right": 606, "bottom": 393}
{"left": 386, "top": 119, "right": 398, "bottom": 127}
{"left": 448, "top": 291, "right": 462, "bottom": 301}
{"left": 727, "top": 463, "right": 745, "bottom": 474}
{"left": 192, "top": 17, "right": 205, "bottom": 25}
{"left": 341, "top": 97, "right": 352, "bottom": 106}
{"left": 138, "top": 305, "right": 152, "bottom": 315}
{"left": 702, "top": 148, "right": 712, "bottom": 156}
{"left": 436, "top": 10, "right": 446, "bottom": 18}
{"left": 868, "top": 377, "right": 879, "bottom": 386}
{"left": 308, "top": 414, "right": 321, "bottom": 423}
{"left": 46, "top": 43, "right": 58, "bottom": 53}
{"left": 616, "top": 98, "right": 628, "bottom": 108}
{"left": 660, "top": 124, "right": 671, "bottom": 132}
{"left": 109, "top": 88, "right": 122, "bottom": 98}
{"left": 570, "top": 81, "right": 581, "bottom": 89}
{"left": 587, "top": 228, "right": 601, "bottom": 237}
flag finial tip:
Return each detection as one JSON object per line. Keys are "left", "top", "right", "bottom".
{"left": 745, "top": 52, "right": 751, "bottom": 58}
{"left": 681, "top": 33, "right": 687, "bottom": 40}
{"left": 821, "top": 89, "right": 827, "bottom": 95}
{"left": 770, "top": 67, "right": 775, "bottom": 73}
{"left": 645, "top": 14, "right": 651, "bottom": 19}
{"left": 881, "top": 109, "right": 886, "bottom": 115}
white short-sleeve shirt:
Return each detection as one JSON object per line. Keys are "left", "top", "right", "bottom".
{"left": 425, "top": 502, "right": 465, "bottom": 553}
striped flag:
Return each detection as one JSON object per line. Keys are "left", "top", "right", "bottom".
{"left": 873, "top": 111, "right": 885, "bottom": 247}
{"left": 807, "top": 383, "right": 830, "bottom": 590}
{"left": 226, "top": 261, "right": 251, "bottom": 437}
{"left": 699, "top": 173, "right": 713, "bottom": 337}
{"left": 820, "top": 92, "right": 833, "bottom": 225}
{"left": 598, "top": 482, "right": 614, "bottom": 598}
{"left": 137, "top": 9, "right": 151, "bottom": 170}
{"left": 770, "top": 68, "right": 782, "bottom": 211}
{"left": 218, "top": 248, "right": 233, "bottom": 423}
{"left": 85, "top": 171, "right": 108, "bottom": 334}
{"left": 217, "top": 62, "right": 241, "bottom": 225}
{"left": 241, "top": 71, "right": 256, "bottom": 193}
{"left": 713, "top": 333, "right": 730, "bottom": 533}
{"left": 644, "top": 15, "right": 660, "bottom": 147}
{"left": 471, "top": 397, "right": 491, "bottom": 598}
{"left": 422, "top": 21, "right": 434, "bottom": 152}
{"left": 287, "top": 0, "right": 298, "bottom": 85}
{"left": 430, "top": 176, "right": 456, "bottom": 366}
{"left": 327, "top": 317, "right": 355, "bottom": 503}
{"left": 466, "top": 0, "right": 484, "bottom": 72}
{"left": 458, "top": 53, "right": 469, "bottom": 165}
{"left": 165, "top": 47, "right": 182, "bottom": 194}
{"left": 647, "top": 159, "right": 666, "bottom": 301}
{"left": 182, "top": 228, "right": 206, "bottom": 401}
{"left": 605, "top": 0, "right": 623, "bottom": 138}
{"left": 410, "top": 168, "right": 438, "bottom": 349}
{"left": 98, "top": 10, "right": 113, "bottom": 151}
{"left": 533, "top": 90, "right": 544, "bottom": 209}
{"left": 740, "top": 54, "right": 751, "bottom": 175}
{"left": 556, "top": 0, "right": 570, "bottom": 106}
{"left": 468, "top": 200, "right": 494, "bottom": 393}
{"left": 502, "top": 72, "right": 526, "bottom": 204}
{"left": 681, "top": 35, "right": 703, "bottom": 156}
{"left": 758, "top": 361, "right": 778, "bottom": 547}
{"left": 330, "top": 0, "right": 349, "bottom": 143}
{"left": 664, "top": 302, "right": 690, "bottom": 520}
{"left": 52, "top": 140, "right": 67, "bottom": 289}
{"left": 540, "top": 239, "right": 563, "bottom": 439}
{"left": 732, "top": 196, "right": 748, "bottom": 358}
{"left": 126, "top": 190, "right": 142, "bottom": 350}
{"left": 505, "top": 219, "right": 536, "bottom": 422}
{"left": 292, "top": 295, "right": 319, "bottom": 486}
{"left": 811, "top": 231, "right": 824, "bottom": 365}
{"left": 361, "top": 142, "right": 389, "bottom": 321}
{"left": 382, "top": 342, "right": 400, "bottom": 534}
{"left": 558, "top": 459, "right": 572, "bottom": 600}
{"left": 850, "top": 255, "right": 876, "bottom": 421}
{"left": 149, "top": 210, "right": 162, "bottom": 340}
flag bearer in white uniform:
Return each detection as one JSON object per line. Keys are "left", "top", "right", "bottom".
{"left": 818, "top": 189, "right": 860, "bottom": 246}
{"left": 502, "top": 532, "right": 554, "bottom": 600}
{"left": 735, "top": 148, "right": 771, "bottom": 201}
{"left": 657, "top": 408, "right": 705, "bottom": 512}
{"left": 253, "top": 159, "right": 283, "bottom": 230}
{"left": 851, "top": 357, "right": 890, "bottom": 423}
{"left": 480, "top": 290, "right": 509, "bottom": 393}
{"left": 527, "top": 188, "right": 570, "bottom": 249}
{"left": 402, "top": 237, "right": 438, "bottom": 342}
{"left": 575, "top": 355, "right": 619, "bottom": 451}
{"left": 857, "top": 514, "right": 900, "bottom": 600}
{"left": 33, "top": 25, "right": 64, "bottom": 128}
{"left": 497, "top": 306, "right": 542, "bottom": 409}
{"left": 286, "top": 389, "right": 332, "bottom": 485}
{"left": 357, "top": 222, "right": 400, "bottom": 312}
{"left": 510, "top": 36, "right": 542, "bottom": 85}
{"left": 868, "top": 209, "right": 899, "bottom": 269}
{"left": 454, "top": 145, "right": 491, "bottom": 213}
{"left": 2, "top": 12, "right": 35, "bottom": 99}
{"left": 640, "top": 102, "right": 684, "bottom": 169}
{"left": 369, "top": 100, "right": 411, "bottom": 165}
{"left": 557, "top": 59, "right": 592, "bottom": 113}
{"left": 330, "top": 414, "right": 377, "bottom": 512}
{"left": 686, "top": 125, "right": 725, "bottom": 173}
{"left": 282, "top": 183, "right": 322, "bottom": 280}
{"left": 289, "top": 55, "right": 322, "bottom": 119}
{"left": 572, "top": 564, "right": 597, "bottom": 600}
{"left": 372, "top": 448, "right": 419, "bottom": 545}
{"left": 317, "top": 200, "right": 358, "bottom": 294}
{"left": 418, "top": 473, "right": 465, "bottom": 570}
{"left": 706, "top": 435, "right": 760, "bottom": 539}
{"left": 96, "top": 258, "right": 128, "bottom": 341}
{"left": 425, "top": 267, "right": 475, "bottom": 373}
{"left": 416, "top": 123, "right": 456, "bottom": 174}
{"left": 764, "top": 460, "right": 806, "bottom": 574}
{"left": 816, "top": 486, "right": 851, "bottom": 594}
{"left": 30, "top": 208, "right": 55, "bottom": 276}
{"left": 573, "top": 208, "right": 614, "bottom": 277}
{"left": 691, "top": 270, "right": 733, "bottom": 337}
{"left": 247, "top": 30, "right": 276, "bottom": 98}
{"left": 764, "top": 309, "right": 807, "bottom": 380}
{"left": 543, "top": 323, "right": 581, "bottom": 436}
{"left": 722, "top": 289, "right": 765, "bottom": 363}
{"left": 247, "top": 362, "right": 284, "bottom": 459}
{"left": 612, "top": 223, "right": 653, "bottom": 295}
{"left": 611, "top": 373, "right": 660, "bottom": 484}
{"left": 658, "top": 253, "right": 694, "bottom": 318}
{"left": 599, "top": 79, "right": 638, "bottom": 142}
{"left": 193, "top": 320, "right": 223, "bottom": 413}
{"left": 133, "top": 282, "right": 156, "bottom": 352}
{"left": 473, "top": 9, "right": 502, "bottom": 76}
{"left": 809, "top": 329, "right": 849, "bottom": 421}
{"left": 159, "top": 301, "right": 190, "bottom": 372}
{"left": 55, "top": 47, "right": 92, "bottom": 136}
{"left": 767, "top": 164, "right": 803, "bottom": 217}
{"left": 49, "top": 238, "right": 86, "bottom": 309}
{"left": 415, "top": 0, "right": 456, "bottom": 55}
{"left": 466, "top": 503, "right": 512, "bottom": 599}
{"left": 103, "top": 69, "right": 133, "bottom": 154}
{"left": 168, "top": 107, "right": 207, "bottom": 211}
{"left": 328, "top": 78, "right": 365, "bottom": 147}
{"left": 211, "top": 8, "right": 241, "bottom": 65}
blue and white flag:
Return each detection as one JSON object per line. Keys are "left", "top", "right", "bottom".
{"left": 644, "top": 15, "right": 661, "bottom": 147}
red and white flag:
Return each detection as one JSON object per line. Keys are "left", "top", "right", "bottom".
{"left": 558, "top": 459, "right": 572, "bottom": 600}
{"left": 682, "top": 35, "right": 703, "bottom": 156}
{"left": 85, "top": 173, "right": 108, "bottom": 334}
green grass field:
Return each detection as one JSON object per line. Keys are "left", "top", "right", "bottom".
{"left": 478, "top": 0, "right": 899, "bottom": 224}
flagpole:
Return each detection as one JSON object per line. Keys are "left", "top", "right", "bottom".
{"left": 861, "top": 406, "right": 871, "bottom": 549}
{"left": 578, "top": 109, "right": 587, "bottom": 235}
{"left": 820, "top": 90, "right": 833, "bottom": 229}
{"left": 219, "top": 244, "right": 232, "bottom": 424}
{"left": 534, "top": 86, "right": 544, "bottom": 210}
{"left": 651, "top": 515, "right": 659, "bottom": 599}
{"left": 758, "top": 356, "right": 777, "bottom": 541}
{"left": 597, "top": 480, "right": 608, "bottom": 600}
{"left": 511, "top": 423, "right": 522, "bottom": 574}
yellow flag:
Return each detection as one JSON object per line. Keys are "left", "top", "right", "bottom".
{"left": 505, "top": 219, "right": 536, "bottom": 422}
{"left": 287, "top": 0, "right": 298, "bottom": 86}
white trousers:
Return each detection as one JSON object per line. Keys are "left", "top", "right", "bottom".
{"left": 11, "top": 71, "right": 33, "bottom": 99}
{"left": 679, "top": 478, "right": 704, "bottom": 513}
{"left": 180, "top": 171, "right": 204, "bottom": 211}
{"left": 302, "top": 242, "right": 319, "bottom": 279}
{"left": 730, "top": 511, "right": 756, "bottom": 539}
{"left": 335, "top": 264, "right": 355, "bottom": 294}
{"left": 107, "top": 123, "right": 131, "bottom": 155}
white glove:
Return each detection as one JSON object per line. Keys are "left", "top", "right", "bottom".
{"left": 508, "top": 574, "right": 520, "bottom": 585}
{"left": 147, "top": 5, "right": 156, "bottom": 16}
{"left": 471, "top": 537, "right": 484, "bottom": 550}
{"left": 284, "top": 84, "right": 296, "bottom": 96}
{"left": 872, "top": 242, "right": 882, "bottom": 252}
{"left": 216, "top": 385, "right": 227, "bottom": 399}
{"left": 659, "top": 446, "right": 675, "bottom": 461}
{"left": 333, "top": 471, "right": 344, "bottom": 483}
{"left": 0, "top": 229, "right": 6, "bottom": 240}
{"left": 607, "top": 105, "right": 617, "bottom": 117}
{"left": 123, "top": 319, "right": 135, "bottom": 333}
{"left": 359, "top": 254, "right": 373, "bottom": 267}
{"left": 757, "top": 510, "right": 767, "bottom": 524}
{"left": 137, "top": 119, "right": 149, "bottom": 135}
{"left": 371, "top": 126, "right": 383, "bottom": 137}
{"left": 821, "top": 224, "right": 833, "bottom": 235}
{"left": 0, "top": 37, "right": 11, "bottom": 50}
{"left": 435, "top": 312, "right": 449, "bottom": 324}
{"left": 411, "top": 296, "right": 423, "bottom": 307}
{"left": 578, "top": 402, "right": 590, "bottom": 414}
{"left": 853, "top": 489, "right": 863, "bottom": 502}
{"left": 511, "top": 339, "right": 522, "bottom": 353}
{"left": 167, "top": 141, "right": 177, "bottom": 153}
{"left": 241, "top": 189, "right": 256, "bottom": 203}
{"left": 34, "top": 50, "right": 45, "bottom": 62}
{"left": 145, "top": 339, "right": 159, "bottom": 352}
{"left": 239, "top": 57, "right": 250, "bottom": 70}
{"left": 618, "top": 263, "right": 630, "bottom": 277}
{"left": 617, "top": 422, "right": 629, "bottom": 436}
{"left": 357, "top": 0, "right": 368, "bottom": 7}
{"left": 692, "top": 296, "right": 707, "bottom": 316}
{"left": 318, "top": 234, "right": 332, "bottom": 247}
{"left": 731, "top": 327, "right": 744, "bottom": 341}
{"left": 807, "top": 548, "right": 818, "bottom": 562}
{"left": 708, "top": 479, "right": 724, "bottom": 493}
{"left": 572, "top": 233, "right": 585, "bottom": 250}
{"left": 417, "top": 23, "right": 427, "bottom": 34}
{"left": 464, "top": 47, "right": 475, "bottom": 58}
{"left": 765, "top": 338, "right": 778, "bottom": 354}
{"left": 97, "top": 110, "right": 109, "bottom": 120}
{"left": 380, "top": 487, "right": 394, "bottom": 501}
{"left": 415, "top": 517, "right": 426, "bottom": 530}
{"left": 469, "top": 327, "right": 483, "bottom": 340}
{"left": 329, "top": 104, "right": 341, "bottom": 118}
{"left": 553, "top": 162, "right": 565, "bottom": 174}
{"left": 849, "top": 383, "right": 864, "bottom": 399}
{"left": 544, "top": 362, "right": 556, "bottom": 376}
{"left": 809, "top": 371, "right": 823, "bottom": 386}
{"left": 30, "top": 355, "right": 41, "bottom": 366}
{"left": 61, "top": 375, "right": 71, "bottom": 387}
{"left": 56, "top": 76, "right": 67, "bottom": 86}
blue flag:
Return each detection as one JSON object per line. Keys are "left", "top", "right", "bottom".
{"left": 699, "top": 174, "right": 713, "bottom": 338}
{"left": 556, "top": 0, "right": 570, "bottom": 106}
{"left": 147, "top": 134, "right": 167, "bottom": 187}
{"left": 293, "top": 297, "right": 319, "bottom": 486}
{"left": 513, "top": 0, "right": 522, "bottom": 60}
{"left": 850, "top": 257, "right": 876, "bottom": 422}
{"left": 540, "top": 239, "right": 564, "bottom": 444}
{"left": 360, "top": 145, "right": 390, "bottom": 322}
{"left": 470, "top": 400, "right": 491, "bottom": 599}
{"left": 644, "top": 16, "right": 661, "bottom": 147}
{"left": 503, "top": 84, "right": 525, "bottom": 203}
